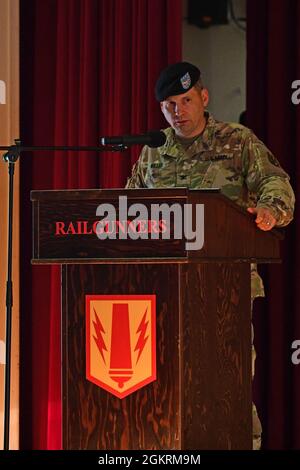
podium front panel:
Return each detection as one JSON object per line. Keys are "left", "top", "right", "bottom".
{"left": 62, "top": 262, "right": 251, "bottom": 450}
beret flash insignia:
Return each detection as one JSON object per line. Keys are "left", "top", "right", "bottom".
{"left": 180, "top": 72, "right": 191, "bottom": 90}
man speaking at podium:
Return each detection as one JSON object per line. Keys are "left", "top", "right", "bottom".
{"left": 126, "top": 61, "right": 295, "bottom": 449}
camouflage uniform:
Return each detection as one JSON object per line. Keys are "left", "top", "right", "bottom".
{"left": 126, "top": 112, "right": 295, "bottom": 448}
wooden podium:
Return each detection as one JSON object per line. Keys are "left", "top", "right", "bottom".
{"left": 31, "top": 188, "right": 281, "bottom": 450}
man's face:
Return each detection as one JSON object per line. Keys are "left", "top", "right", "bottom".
{"left": 160, "top": 86, "right": 209, "bottom": 138}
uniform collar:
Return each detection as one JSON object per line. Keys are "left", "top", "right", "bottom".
{"left": 158, "top": 111, "right": 216, "bottom": 157}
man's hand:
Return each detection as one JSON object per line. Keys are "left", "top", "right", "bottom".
{"left": 247, "top": 207, "right": 277, "bottom": 231}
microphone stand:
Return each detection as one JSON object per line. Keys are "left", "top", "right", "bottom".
{"left": 0, "top": 139, "right": 126, "bottom": 450}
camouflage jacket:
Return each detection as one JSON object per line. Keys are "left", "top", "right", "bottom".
{"left": 126, "top": 113, "right": 295, "bottom": 298}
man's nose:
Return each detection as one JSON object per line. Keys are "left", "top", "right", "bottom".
{"left": 174, "top": 103, "right": 183, "bottom": 115}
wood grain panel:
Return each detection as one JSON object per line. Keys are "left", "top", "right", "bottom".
{"left": 62, "top": 261, "right": 252, "bottom": 450}
{"left": 36, "top": 198, "right": 185, "bottom": 259}
{"left": 62, "top": 264, "right": 180, "bottom": 450}
{"left": 181, "top": 262, "right": 252, "bottom": 449}
{"left": 31, "top": 189, "right": 282, "bottom": 263}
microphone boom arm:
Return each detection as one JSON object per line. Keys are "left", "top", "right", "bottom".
{"left": 0, "top": 142, "right": 129, "bottom": 159}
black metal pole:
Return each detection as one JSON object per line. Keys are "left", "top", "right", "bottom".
{"left": 3, "top": 154, "right": 18, "bottom": 450}
{"left": 0, "top": 144, "right": 127, "bottom": 152}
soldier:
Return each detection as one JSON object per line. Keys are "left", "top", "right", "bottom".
{"left": 126, "top": 62, "right": 295, "bottom": 449}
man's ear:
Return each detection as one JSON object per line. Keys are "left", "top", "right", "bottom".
{"left": 201, "top": 88, "right": 209, "bottom": 107}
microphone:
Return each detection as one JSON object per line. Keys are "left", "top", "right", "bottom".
{"left": 101, "top": 130, "right": 166, "bottom": 148}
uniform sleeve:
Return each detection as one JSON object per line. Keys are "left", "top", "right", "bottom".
{"left": 125, "top": 147, "right": 147, "bottom": 188}
{"left": 242, "top": 132, "right": 295, "bottom": 227}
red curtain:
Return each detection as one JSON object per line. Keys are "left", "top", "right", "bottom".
{"left": 20, "top": 0, "right": 182, "bottom": 449}
{"left": 247, "top": 0, "right": 300, "bottom": 449}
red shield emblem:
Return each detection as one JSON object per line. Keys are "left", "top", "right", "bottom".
{"left": 86, "top": 295, "right": 156, "bottom": 399}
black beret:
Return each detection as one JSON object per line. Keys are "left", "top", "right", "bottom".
{"left": 155, "top": 62, "right": 201, "bottom": 102}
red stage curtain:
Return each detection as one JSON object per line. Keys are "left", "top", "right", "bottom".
{"left": 20, "top": 0, "right": 182, "bottom": 449}
{"left": 247, "top": 0, "right": 300, "bottom": 449}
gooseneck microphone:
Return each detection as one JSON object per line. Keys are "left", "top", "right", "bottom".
{"left": 101, "top": 130, "right": 166, "bottom": 148}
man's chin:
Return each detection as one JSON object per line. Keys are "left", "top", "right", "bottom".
{"left": 174, "top": 125, "right": 191, "bottom": 137}
{"left": 175, "top": 129, "right": 193, "bottom": 138}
